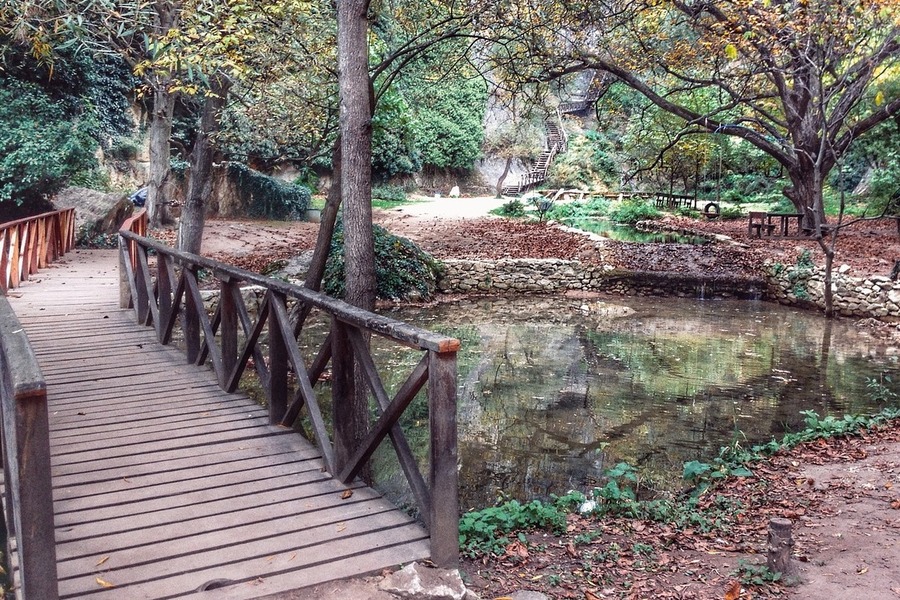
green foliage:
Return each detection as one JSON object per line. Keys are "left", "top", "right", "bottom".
{"left": 323, "top": 223, "right": 443, "bottom": 301}
{"left": 0, "top": 78, "right": 99, "bottom": 206}
{"left": 371, "top": 185, "right": 408, "bottom": 204}
{"left": 227, "top": 163, "right": 311, "bottom": 220}
{"left": 547, "top": 130, "right": 619, "bottom": 188}
{"left": 674, "top": 205, "right": 701, "bottom": 218}
{"left": 493, "top": 198, "right": 526, "bottom": 217}
{"left": 75, "top": 223, "right": 118, "bottom": 249}
{"left": 607, "top": 199, "right": 661, "bottom": 224}
{"left": 372, "top": 88, "right": 421, "bottom": 180}
{"left": 528, "top": 195, "right": 554, "bottom": 221}
{"left": 736, "top": 560, "right": 782, "bottom": 586}
{"left": 413, "top": 78, "right": 487, "bottom": 170}
{"left": 867, "top": 376, "right": 898, "bottom": 403}
{"left": 459, "top": 492, "right": 584, "bottom": 557}
{"left": 786, "top": 249, "right": 815, "bottom": 300}
{"left": 718, "top": 205, "right": 744, "bottom": 220}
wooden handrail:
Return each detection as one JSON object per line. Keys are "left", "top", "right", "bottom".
{"left": 0, "top": 297, "right": 59, "bottom": 600}
{"left": 117, "top": 224, "right": 460, "bottom": 567}
{"left": 0, "top": 208, "right": 75, "bottom": 294}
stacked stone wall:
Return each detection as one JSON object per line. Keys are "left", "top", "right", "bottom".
{"left": 437, "top": 259, "right": 765, "bottom": 300}
{"left": 437, "top": 258, "right": 900, "bottom": 319}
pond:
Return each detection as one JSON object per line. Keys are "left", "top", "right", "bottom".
{"left": 560, "top": 216, "right": 709, "bottom": 244}
{"left": 371, "top": 295, "right": 900, "bottom": 510}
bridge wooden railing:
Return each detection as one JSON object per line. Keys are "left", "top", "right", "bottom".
{"left": 0, "top": 208, "right": 75, "bottom": 294}
{"left": 118, "top": 214, "right": 460, "bottom": 567}
{"left": 0, "top": 297, "right": 58, "bottom": 600}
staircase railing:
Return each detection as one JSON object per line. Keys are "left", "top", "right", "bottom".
{"left": 0, "top": 208, "right": 76, "bottom": 294}
{"left": 118, "top": 217, "right": 461, "bottom": 567}
{"left": 0, "top": 297, "right": 58, "bottom": 600}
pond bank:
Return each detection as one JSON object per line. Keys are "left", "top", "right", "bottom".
{"left": 436, "top": 257, "right": 900, "bottom": 321}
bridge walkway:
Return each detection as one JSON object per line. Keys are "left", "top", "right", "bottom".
{"left": 6, "top": 249, "right": 430, "bottom": 600}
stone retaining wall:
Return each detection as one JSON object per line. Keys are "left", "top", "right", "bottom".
{"left": 765, "top": 262, "right": 900, "bottom": 318}
{"left": 437, "top": 259, "right": 766, "bottom": 300}
{"left": 436, "top": 258, "right": 900, "bottom": 319}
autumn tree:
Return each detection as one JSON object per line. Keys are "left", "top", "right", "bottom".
{"left": 491, "top": 0, "right": 900, "bottom": 230}
{"left": 1, "top": 0, "right": 192, "bottom": 226}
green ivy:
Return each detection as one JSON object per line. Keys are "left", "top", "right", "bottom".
{"left": 323, "top": 223, "right": 443, "bottom": 301}
{"left": 459, "top": 493, "right": 584, "bottom": 557}
{"left": 227, "top": 163, "right": 311, "bottom": 220}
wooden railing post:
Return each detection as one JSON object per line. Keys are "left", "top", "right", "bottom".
{"left": 428, "top": 349, "right": 459, "bottom": 568}
{"left": 331, "top": 319, "right": 359, "bottom": 475}
{"left": 268, "top": 292, "right": 288, "bottom": 424}
{"left": 0, "top": 297, "right": 59, "bottom": 600}
{"left": 183, "top": 268, "right": 201, "bottom": 364}
{"left": 219, "top": 279, "right": 238, "bottom": 389}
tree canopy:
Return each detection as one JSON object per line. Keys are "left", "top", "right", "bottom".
{"left": 491, "top": 0, "right": 900, "bottom": 228}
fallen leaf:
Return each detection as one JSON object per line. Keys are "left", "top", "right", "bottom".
{"left": 95, "top": 556, "right": 110, "bottom": 567}
{"left": 337, "top": 523, "right": 347, "bottom": 532}
{"left": 96, "top": 577, "right": 114, "bottom": 589}
{"left": 724, "top": 580, "right": 741, "bottom": 600}
{"left": 341, "top": 489, "right": 353, "bottom": 499}
{"left": 858, "top": 566, "right": 869, "bottom": 574}
{"left": 565, "top": 542, "right": 577, "bottom": 558}
{"left": 585, "top": 591, "right": 601, "bottom": 600}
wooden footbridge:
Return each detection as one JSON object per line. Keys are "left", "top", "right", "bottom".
{"left": 0, "top": 209, "right": 459, "bottom": 599}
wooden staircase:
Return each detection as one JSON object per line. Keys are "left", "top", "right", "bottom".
{"left": 502, "top": 71, "right": 613, "bottom": 197}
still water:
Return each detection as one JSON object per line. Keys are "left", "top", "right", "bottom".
{"left": 375, "top": 295, "right": 900, "bottom": 509}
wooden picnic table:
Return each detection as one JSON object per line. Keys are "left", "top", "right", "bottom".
{"left": 767, "top": 212, "right": 805, "bottom": 236}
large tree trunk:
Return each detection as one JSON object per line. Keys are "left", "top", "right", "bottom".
{"left": 179, "top": 75, "right": 231, "bottom": 254}
{"left": 784, "top": 166, "right": 828, "bottom": 230}
{"left": 334, "top": 0, "right": 374, "bottom": 476}
{"left": 146, "top": 1, "right": 180, "bottom": 228}
{"left": 147, "top": 83, "right": 176, "bottom": 227}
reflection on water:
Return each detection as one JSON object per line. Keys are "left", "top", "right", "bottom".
{"left": 379, "top": 296, "right": 900, "bottom": 509}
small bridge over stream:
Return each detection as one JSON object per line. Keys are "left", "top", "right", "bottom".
{"left": 0, "top": 209, "right": 459, "bottom": 599}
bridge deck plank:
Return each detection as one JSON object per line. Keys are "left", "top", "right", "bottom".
{"left": 6, "top": 249, "right": 430, "bottom": 599}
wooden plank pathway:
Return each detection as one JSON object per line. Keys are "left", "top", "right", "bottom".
{"left": 6, "top": 249, "right": 430, "bottom": 599}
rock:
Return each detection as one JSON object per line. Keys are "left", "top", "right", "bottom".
{"left": 508, "top": 592, "right": 549, "bottom": 600}
{"left": 839, "top": 264, "right": 851, "bottom": 274}
{"left": 378, "top": 563, "right": 469, "bottom": 600}
{"left": 55, "top": 186, "right": 134, "bottom": 235}
{"left": 449, "top": 186, "right": 461, "bottom": 198}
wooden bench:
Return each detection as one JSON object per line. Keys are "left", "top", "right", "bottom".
{"left": 748, "top": 212, "right": 777, "bottom": 237}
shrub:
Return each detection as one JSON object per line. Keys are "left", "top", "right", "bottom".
{"left": 718, "top": 205, "right": 744, "bottom": 220}
{"left": 323, "top": 223, "right": 443, "bottom": 301}
{"left": 607, "top": 199, "right": 661, "bottom": 224}
{"left": 494, "top": 198, "right": 526, "bottom": 217}
{"left": 371, "top": 185, "right": 408, "bottom": 203}
{"left": 228, "top": 163, "right": 311, "bottom": 220}
{"left": 0, "top": 79, "right": 98, "bottom": 207}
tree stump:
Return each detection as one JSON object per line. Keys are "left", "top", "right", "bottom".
{"left": 767, "top": 517, "right": 800, "bottom": 584}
